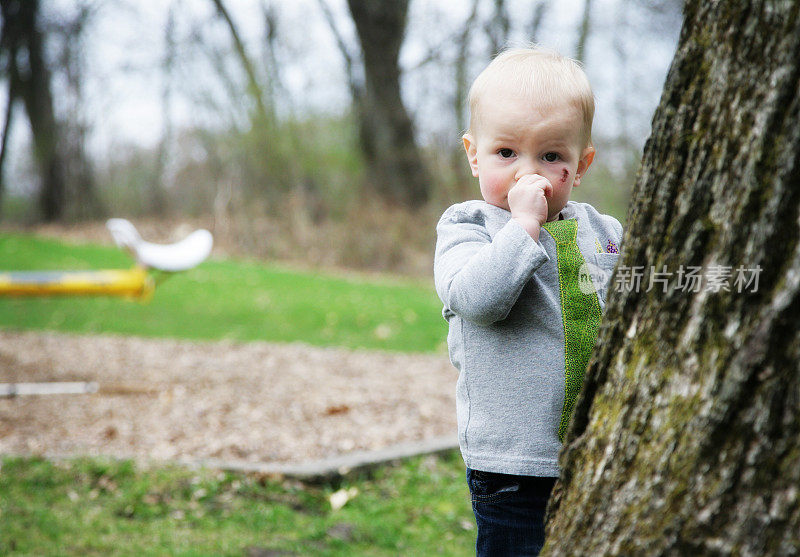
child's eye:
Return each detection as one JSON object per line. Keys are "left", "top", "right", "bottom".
{"left": 498, "top": 148, "right": 515, "bottom": 158}
{"left": 543, "top": 152, "right": 560, "bottom": 163}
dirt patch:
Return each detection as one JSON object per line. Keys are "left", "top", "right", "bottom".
{"left": 0, "top": 330, "right": 457, "bottom": 466}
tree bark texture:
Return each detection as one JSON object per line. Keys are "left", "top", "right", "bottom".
{"left": 544, "top": 2, "right": 800, "bottom": 555}
{"left": 346, "top": 0, "right": 430, "bottom": 207}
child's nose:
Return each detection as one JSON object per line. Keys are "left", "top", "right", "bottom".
{"left": 514, "top": 158, "right": 541, "bottom": 181}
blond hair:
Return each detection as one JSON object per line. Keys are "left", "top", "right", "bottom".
{"left": 467, "top": 46, "right": 595, "bottom": 145}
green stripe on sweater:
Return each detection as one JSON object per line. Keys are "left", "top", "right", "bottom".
{"left": 541, "top": 219, "right": 602, "bottom": 442}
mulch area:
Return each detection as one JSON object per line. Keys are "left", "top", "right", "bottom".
{"left": 0, "top": 330, "right": 457, "bottom": 466}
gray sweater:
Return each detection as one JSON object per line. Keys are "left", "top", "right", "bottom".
{"left": 434, "top": 200, "right": 622, "bottom": 476}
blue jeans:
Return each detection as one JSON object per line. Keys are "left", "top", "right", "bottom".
{"left": 466, "top": 468, "right": 556, "bottom": 556}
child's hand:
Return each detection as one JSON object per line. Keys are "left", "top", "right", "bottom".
{"left": 508, "top": 174, "right": 552, "bottom": 239}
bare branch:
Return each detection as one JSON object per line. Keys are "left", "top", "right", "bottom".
{"left": 210, "top": 0, "right": 270, "bottom": 124}
{"left": 575, "top": 0, "right": 593, "bottom": 63}
{"left": 315, "top": 0, "right": 362, "bottom": 101}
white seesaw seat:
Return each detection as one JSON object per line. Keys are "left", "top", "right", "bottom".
{"left": 106, "top": 218, "right": 213, "bottom": 272}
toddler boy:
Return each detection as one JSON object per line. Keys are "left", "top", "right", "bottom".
{"left": 434, "top": 47, "right": 622, "bottom": 555}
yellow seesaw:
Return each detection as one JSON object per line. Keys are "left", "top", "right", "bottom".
{"left": 0, "top": 219, "right": 213, "bottom": 299}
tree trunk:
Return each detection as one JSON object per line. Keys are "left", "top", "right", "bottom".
{"left": 544, "top": 2, "right": 800, "bottom": 555}
{"left": 1, "top": 0, "right": 67, "bottom": 221}
{"left": 346, "top": 0, "right": 430, "bottom": 208}
{"left": 0, "top": 69, "right": 14, "bottom": 216}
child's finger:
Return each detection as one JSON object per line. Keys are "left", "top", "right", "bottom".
{"left": 517, "top": 174, "right": 549, "bottom": 191}
{"left": 533, "top": 177, "right": 553, "bottom": 198}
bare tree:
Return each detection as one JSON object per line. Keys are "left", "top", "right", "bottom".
{"left": 210, "top": 0, "right": 271, "bottom": 126}
{"left": 448, "top": 0, "right": 481, "bottom": 191}
{"left": 0, "top": 0, "right": 67, "bottom": 221}
{"left": 526, "top": 1, "right": 549, "bottom": 42}
{"left": 151, "top": 1, "right": 177, "bottom": 216}
{"left": 56, "top": 1, "right": 104, "bottom": 219}
{"left": 260, "top": 1, "right": 287, "bottom": 109}
{"left": 485, "top": 0, "right": 510, "bottom": 58}
{"left": 0, "top": 63, "right": 14, "bottom": 214}
{"left": 317, "top": 0, "right": 361, "bottom": 104}
{"left": 340, "top": 0, "right": 431, "bottom": 207}
{"left": 543, "top": 1, "right": 800, "bottom": 554}
{"left": 575, "top": 0, "right": 592, "bottom": 63}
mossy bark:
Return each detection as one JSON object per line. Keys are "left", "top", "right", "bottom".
{"left": 543, "top": 2, "right": 800, "bottom": 555}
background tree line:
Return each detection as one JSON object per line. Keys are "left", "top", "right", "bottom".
{"left": 0, "top": 0, "right": 681, "bottom": 273}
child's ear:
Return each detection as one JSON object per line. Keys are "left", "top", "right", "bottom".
{"left": 573, "top": 144, "right": 595, "bottom": 187}
{"left": 462, "top": 133, "right": 479, "bottom": 178}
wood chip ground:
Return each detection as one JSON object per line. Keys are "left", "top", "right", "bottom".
{"left": 0, "top": 331, "right": 457, "bottom": 466}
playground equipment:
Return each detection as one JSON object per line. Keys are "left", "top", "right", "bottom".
{"left": 0, "top": 220, "right": 213, "bottom": 398}
{"left": 0, "top": 219, "right": 213, "bottom": 298}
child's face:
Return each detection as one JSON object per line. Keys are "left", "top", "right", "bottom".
{"left": 463, "top": 90, "right": 594, "bottom": 221}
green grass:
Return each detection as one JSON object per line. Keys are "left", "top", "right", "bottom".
{"left": 0, "top": 452, "right": 474, "bottom": 556}
{"left": 0, "top": 234, "right": 447, "bottom": 353}
{"left": 0, "top": 234, "right": 468, "bottom": 554}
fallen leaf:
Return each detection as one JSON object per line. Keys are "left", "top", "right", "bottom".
{"left": 324, "top": 404, "right": 350, "bottom": 416}
{"left": 329, "top": 487, "right": 358, "bottom": 511}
